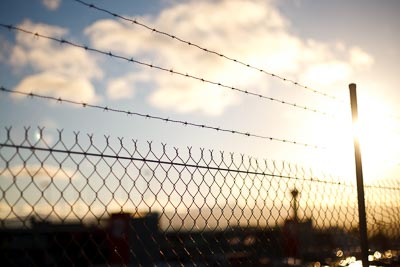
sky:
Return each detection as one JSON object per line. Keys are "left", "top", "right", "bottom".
{"left": 0, "top": 0, "right": 399, "bottom": 208}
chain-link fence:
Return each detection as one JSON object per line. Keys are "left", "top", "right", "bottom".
{"left": 0, "top": 127, "right": 399, "bottom": 266}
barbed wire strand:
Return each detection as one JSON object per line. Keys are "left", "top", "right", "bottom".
{"left": 0, "top": 86, "right": 325, "bottom": 149}
{"left": 0, "top": 23, "right": 335, "bottom": 118}
{"left": 72, "top": 0, "right": 340, "bottom": 101}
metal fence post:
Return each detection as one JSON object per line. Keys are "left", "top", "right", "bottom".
{"left": 349, "top": 83, "right": 369, "bottom": 267}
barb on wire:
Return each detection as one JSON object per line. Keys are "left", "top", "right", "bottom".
{"left": 0, "top": 86, "right": 325, "bottom": 149}
{"left": 73, "top": 0, "right": 340, "bottom": 101}
{"left": 0, "top": 23, "right": 335, "bottom": 118}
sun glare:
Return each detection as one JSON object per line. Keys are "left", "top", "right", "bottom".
{"left": 310, "top": 92, "right": 399, "bottom": 183}
{"left": 357, "top": 98, "right": 399, "bottom": 182}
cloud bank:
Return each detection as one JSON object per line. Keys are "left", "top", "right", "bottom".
{"left": 9, "top": 20, "right": 102, "bottom": 103}
{"left": 85, "top": 0, "right": 373, "bottom": 116}
{"left": 4, "top": 1, "right": 374, "bottom": 116}
{"left": 42, "top": 0, "right": 61, "bottom": 11}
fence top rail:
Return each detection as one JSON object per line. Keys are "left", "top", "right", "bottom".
{"left": 0, "top": 126, "right": 351, "bottom": 186}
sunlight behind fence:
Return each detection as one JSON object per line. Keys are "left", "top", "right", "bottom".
{"left": 1, "top": 127, "right": 399, "bottom": 266}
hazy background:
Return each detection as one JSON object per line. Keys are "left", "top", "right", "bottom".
{"left": 0, "top": 0, "right": 399, "bottom": 191}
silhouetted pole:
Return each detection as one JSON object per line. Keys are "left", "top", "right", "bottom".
{"left": 349, "top": 83, "right": 369, "bottom": 267}
{"left": 291, "top": 188, "right": 299, "bottom": 222}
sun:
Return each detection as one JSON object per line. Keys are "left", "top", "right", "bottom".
{"left": 309, "top": 91, "right": 399, "bottom": 184}
{"left": 356, "top": 97, "right": 400, "bottom": 182}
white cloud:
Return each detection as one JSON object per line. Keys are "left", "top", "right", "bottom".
{"left": 84, "top": 0, "right": 374, "bottom": 116}
{"left": 107, "top": 72, "right": 149, "bottom": 100}
{"left": 42, "top": 0, "right": 61, "bottom": 11}
{"left": 350, "top": 46, "right": 374, "bottom": 69}
{"left": 14, "top": 71, "right": 100, "bottom": 103}
{"left": 7, "top": 164, "right": 75, "bottom": 180}
{"left": 148, "top": 74, "right": 240, "bottom": 116}
{"left": 0, "top": 36, "right": 12, "bottom": 62}
{"left": 107, "top": 77, "right": 135, "bottom": 99}
{"left": 9, "top": 20, "right": 102, "bottom": 103}
{"left": 301, "top": 61, "right": 352, "bottom": 86}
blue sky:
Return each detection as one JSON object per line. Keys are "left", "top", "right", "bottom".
{"left": 0, "top": 0, "right": 399, "bottom": 184}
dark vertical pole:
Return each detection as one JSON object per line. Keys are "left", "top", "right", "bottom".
{"left": 349, "top": 83, "right": 369, "bottom": 267}
{"left": 291, "top": 188, "right": 299, "bottom": 222}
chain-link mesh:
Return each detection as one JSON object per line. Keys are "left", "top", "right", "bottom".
{"left": 364, "top": 180, "right": 400, "bottom": 266}
{"left": 0, "top": 127, "right": 399, "bottom": 266}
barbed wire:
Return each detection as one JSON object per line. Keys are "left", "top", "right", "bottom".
{"left": 72, "top": 0, "right": 340, "bottom": 101}
{"left": 0, "top": 86, "right": 325, "bottom": 149}
{"left": 0, "top": 23, "right": 335, "bottom": 118}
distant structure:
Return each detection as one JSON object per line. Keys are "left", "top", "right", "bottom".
{"left": 291, "top": 188, "right": 299, "bottom": 222}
